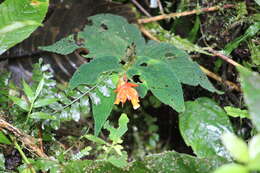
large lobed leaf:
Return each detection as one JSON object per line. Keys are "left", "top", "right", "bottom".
{"left": 69, "top": 56, "right": 121, "bottom": 89}
{"left": 239, "top": 67, "right": 260, "bottom": 131}
{"left": 92, "top": 87, "right": 116, "bottom": 136}
{"left": 92, "top": 74, "right": 118, "bottom": 136}
{"left": 138, "top": 41, "right": 221, "bottom": 93}
{"left": 39, "top": 34, "right": 80, "bottom": 55}
{"left": 41, "top": 14, "right": 221, "bottom": 134}
{"left": 0, "top": 0, "right": 49, "bottom": 55}
{"left": 179, "top": 97, "right": 233, "bottom": 160}
{"left": 78, "top": 14, "right": 145, "bottom": 59}
{"left": 128, "top": 57, "right": 184, "bottom": 112}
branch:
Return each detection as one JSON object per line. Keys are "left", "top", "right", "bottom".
{"left": 131, "top": 0, "right": 151, "bottom": 17}
{"left": 199, "top": 66, "right": 241, "bottom": 91}
{"left": 206, "top": 48, "right": 243, "bottom": 67}
{"left": 138, "top": 4, "right": 235, "bottom": 24}
{"left": 0, "top": 117, "right": 48, "bottom": 158}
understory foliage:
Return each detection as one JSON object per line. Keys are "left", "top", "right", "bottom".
{"left": 0, "top": 0, "right": 260, "bottom": 173}
{"left": 41, "top": 14, "right": 220, "bottom": 135}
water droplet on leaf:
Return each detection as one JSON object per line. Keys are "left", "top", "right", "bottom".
{"left": 90, "top": 92, "right": 101, "bottom": 105}
{"left": 98, "top": 85, "right": 110, "bottom": 97}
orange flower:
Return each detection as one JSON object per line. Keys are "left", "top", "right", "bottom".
{"left": 114, "top": 75, "right": 140, "bottom": 109}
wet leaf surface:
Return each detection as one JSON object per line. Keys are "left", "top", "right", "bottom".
{"left": 0, "top": 0, "right": 48, "bottom": 55}
{"left": 179, "top": 97, "right": 233, "bottom": 159}
{"left": 239, "top": 67, "right": 260, "bottom": 131}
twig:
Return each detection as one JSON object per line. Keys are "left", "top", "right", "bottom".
{"left": 199, "top": 66, "right": 241, "bottom": 91}
{"left": 52, "top": 83, "right": 98, "bottom": 115}
{"left": 206, "top": 48, "right": 243, "bottom": 67}
{"left": 139, "top": 25, "right": 159, "bottom": 41}
{"left": 139, "top": 25, "right": 241, "bottom": 92}
{"left": 131, "top": 0, "right": 152, "bottom": 17}
{"left": 157, "top": 0, "right": 164, "bottom": 14}
{"left": 138, "top": 4, "right": 235, "bottom": 23}
{"left": 0, "top": 118, "right": 48, "bottom": 158}
{"left": 38, "top": 124, "right": 44, "bottom": 154}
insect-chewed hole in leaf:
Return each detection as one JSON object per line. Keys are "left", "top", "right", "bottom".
{"left": 140, "top": 63, "right": 148, "bottom": 67}
{"left": 132, "top": 75, "right": 142, "bottom": 83}
{"left": 84, "top": 57, "right": 93, "bottom": 63}
{"left": 75, "top": 48, "right": 89, "bottom": 57}
{"left": 100, "top": 23, "right": 108, "bottom": 31}
{"left": 165, "top": 84, "right": 169, "bottom": 87}
{"left": 120, "top": 60, "right": 126, "bottom": 65}
{"left": 86, "top": 19, "right": 93, "bottom": 26}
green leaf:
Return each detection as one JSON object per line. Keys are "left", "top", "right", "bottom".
{"left": 33, "top": 98, "right": 57, "bottom": 108}
{"left": 35, "top": 78, "right": 45, "bottom": 99}
{"left": 69, "top": 56, "right": 120, "bottom": 89}
{"left": 9, "top": 96, "right": 29, "bottom": 111}
{"left": 79, "top": 95, "right": 90, "bottom": 114}
{"left": 104, "top": 113, "right": 129, "bottom": 143}
{"left": 248, "top": 40, "right": 260, "bottom": 66}
{"left": 22, "top": 80, "right": 34, "bottom": 103}
{"left": 138, "top": 41, "right": 221, "bottom": 93}
{"left": 0, "top": 131, "right": 11, "bottom": 145}
{"left": 224, "top": 22, "right": 260, "bottom": 55}
{"left": 39, "top": 35, "right": 80, "bottom": 55}
{"left": 63, "top": 160, "right": 92, "bottom": 173}
{"left": 78, "top": 14, "right": 145, "bottom": 59}
{"left": 0, "top": 0, "right": 49, "bottom": 55}
{"left": 179, "top": 97, "right": 233, "bottom": 159}
{"left": 130, "top": 151, "right": 226, "bottom": 173}
{"left": 238, "top": 67, "right": 260, "bottom": 131}
{"left": 213, "top": 163, "right": 248, "bottom": 173}
{"left": 29, "top": 112, "right": 56, "bottom": 120}
{"left": 107, "top": 152, "right": 128, "bottom": 168}
{"left": 135, "top": 83, "right": 148, "bottom": 98}
{"left": 70, "top": 102, "right": 81, "bottom": 122}
{"left": 72, "top": 147, "right": 92, "bottom": 160}
{"left": 84, "top": 134, "right": 107, "bottom": 145}
{"left": 187, "top": 15, "right": 200, "bottom": 43}
{"left": 167, "top": 56, "right": 221, "bottom": 94}
{"left": 33, "top": 159, "right": 60, "bottom": 172}
{"left": 129, "top": 57, "right": 185, "bottom": 112}
{"left": 248, "top": 134, "right": 260, "bottom": 160}
{"left": 255, "top": 0, "right": 260, "bottom": 6}
{"left": 92, "top": 85, "right": 117, "bottom": 136}
{"left": 0, "top": 153, "right": 5, "bottom": 171}
{"left": 224, "top": 106, "right": 250, "bottom": 118}
{"left": 248, "top": 154, "right": 260, "bottom": 171}
{"left": 20, "top": 167, "right": 34, "bottom": 173}
{"left": 221, "top": 133, "right": 249, "bottom": 163}
{"left": 79, "top": 151, "right": 226, "bottom": 173}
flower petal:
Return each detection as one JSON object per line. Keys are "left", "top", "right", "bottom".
{"left": 114, "top": 75, "right": 140, "bottom": 109}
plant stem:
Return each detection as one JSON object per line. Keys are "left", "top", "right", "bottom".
{"left": 12, "top": 136, "right": 36, "bottom": 173}
{"left": 52, "top": 84, "right": 98, "bottom": 114}
{"left": 25, "top": 102, "right": 34, "bottom": 124}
